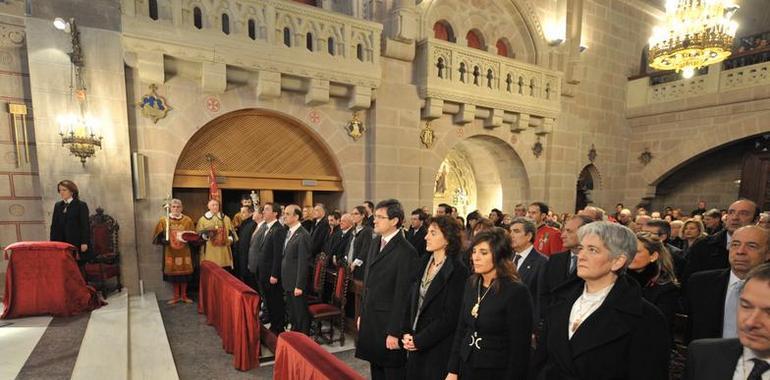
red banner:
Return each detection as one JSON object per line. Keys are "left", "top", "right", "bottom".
{"left": 209, "top": 160, "right": 220, "bottom": 202}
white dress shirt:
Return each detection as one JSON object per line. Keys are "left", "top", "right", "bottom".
{"left": 514, "top": 245, "right": 534, "bottom": 270}
{"left": 733, "top": 347, "right": 770, "bottom": 380}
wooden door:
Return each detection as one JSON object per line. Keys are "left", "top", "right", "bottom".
{"left": 739, "top": 151, "right": 770, "bottom": 211}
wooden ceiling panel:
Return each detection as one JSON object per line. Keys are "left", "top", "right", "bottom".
{"left": 175, "top": 109, "right": 341, "bottom": 180}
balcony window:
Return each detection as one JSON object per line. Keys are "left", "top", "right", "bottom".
{"left": 356, "top": 43, "right": 364, "bottom": 61}
{"left": 149, "top": 0, "right": 158, "bottom": 20}
{"left": 328, "top": 37, "right": 335, "bottom": 55}
{"left": 248, "top": 19, "right": 256, "bottom": 40}
{"left": 284, "top": 27, "right": 292, "bottom": 47}
{"left": 193, "top": 7, "right": 203, "bottom": 29}
{"left": 221, "top": 13, "right": 230, "bottom": 35}
{"left": 466, "top": 30, "right": 485, "bottom": 50}
{"left": 306, "top": 33, "right": 314, "bottom": 51}
{"left": 433, "top": 20, "right": 455, "bottom": 43}
{"left": 496, "top": 39, "right": 513, "bottom": 58}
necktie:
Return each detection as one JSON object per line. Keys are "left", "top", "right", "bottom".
{"left": 513, "top": 254, "right": 522, "bottom": 268}
{"left": 569, "top": 254, "right": 577, "bottom": 274}
{"left": 748, "top": 359, "right": 770, "bottom": 380}
{"left": 252, "top": 223, "right": 267, "bottom": 239}
{"left": 380, "top": 238, "right": 387, "bottom": 252}
{"left": 722, "top": 280, "right": 743, "bottom": 338}
{"left": 284, "top": 230, "right": 293, "bottom": 250}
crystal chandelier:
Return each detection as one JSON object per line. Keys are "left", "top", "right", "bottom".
{"left": 55, "top": 18, "right": 103, "bottom": 166}
{"left": 648, "top": 0, "right": 739, "bottom": 79}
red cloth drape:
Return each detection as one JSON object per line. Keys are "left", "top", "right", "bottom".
{"left": 198, "top": 261, "right": 260, "bottom": 371}
{"left": 2, "top": 241, "right": 103, "bottom": 319}
{"left": 274, "top": 332, "right": 364, "bottom": 380}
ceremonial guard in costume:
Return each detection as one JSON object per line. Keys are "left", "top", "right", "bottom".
{"left": 153, "top": 198, "right": 197, "bottom": 304}
{"left": 197, "top": 199, "right": 238, "bottom": 268}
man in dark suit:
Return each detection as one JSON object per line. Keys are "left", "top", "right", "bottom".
{"left": 363, "top": 201, "right": 375, "bottom": 228}
{"left": 250, "top": 202, "right": 287, "bottom": 334}
{"left": 686, "top": 225, "right": 770, "bottom": 342}
{"left": 683, "top": 199, "right": 760, "bottom": 283}
{"left": 644, "top": 219, "right": 686, "bottom": 279}
{"left": 328, "top": 213, "right": 354, "bottom": 266}
{"left": 355, "top": 199, "right": 419, "bottom": 380}
{"left": 281, "top": 204, "right": 311, "bottom": 334}
{"left": 685, "top": 262, "right": 770, "bottom": 380}
{"left": 308, "top": 203, "right": 329, "bottom": 260}
{"left": 235, "top": 207, "right": 260, "bottom": 282}
{"left": 405, "top": 208, "right": 428, "bottom": 258}
{"left": 539, "top": 215, "right": 593, "bottom": 313}
{"left": 508, "top": 217, "right": 547, "bottom": 313}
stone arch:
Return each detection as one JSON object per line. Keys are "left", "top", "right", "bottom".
{"left": 640, "top": 127, "right": 770, "bottom": 189}
{"left": 575, "top": 164, "right": 601, "bottom": 211}
{"left": 172, "top": 108, "right": 343, "bottom": 191}
{"left": 419, "top": 0, "right": 547, "bottom": 64}
{"left": 427, "top": 131, "right": 532, "bottom": 214}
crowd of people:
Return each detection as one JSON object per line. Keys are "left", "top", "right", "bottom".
{"left": 139, "top": 193, "right": 770, "bottom": 380}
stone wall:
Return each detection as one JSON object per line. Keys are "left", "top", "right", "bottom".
{"left": 127, "top": 68, "right": 370, "bottom": 297}
{"left": 25, "top": 16, "right": 139, "bottom": 292}
{"left": 0, "top": 12, "right": 46, "bottom": 297}
{"left": 650, "top": 147, "right": 743, "bottom": 212}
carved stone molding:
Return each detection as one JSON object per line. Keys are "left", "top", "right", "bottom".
{"left": 0, "top": 22, "right": 26, "bottom": 48}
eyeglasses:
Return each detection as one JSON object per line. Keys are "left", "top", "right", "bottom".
{"left": 374, "top": 215, "right": 390, "bottom": 220}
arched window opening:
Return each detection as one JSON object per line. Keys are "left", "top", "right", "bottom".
{"left": 496, "top": 39, "right": 510, "bottom": 57}
{"left": 306, "top": 33, "right": 314, "bottom": 51}
{"left": 283, "top": 27, "right": 292, "bottom": 47}
{"left": 459, "top": 62, "right": 467, "bottom": 83}
{"left": 466, "top": 29, "right": 484, "bottom": 50}
{"left": 221, "top": 13, "right": 230, "bottom": 35}
{"left": 437, "top": 57, "right": 445, "bottom": 78}
{"left": 472, "top": 66, "right": 480, "bottom": 86}
{"left": 529, "top": 78, "right": 536, "bottom": 96}
{"left": 506, "top": 74, "right": 513, "bottom": 92}
{"left": 327, "top": 37, "right": 335, "bottom": 55}
{"left": 433, "top": 20, "right": 456, "bottom": 42}
{"left": 356, "top": 43, "right": 364, "bottom": 61}
{"left": 193, "top": 7, "right": 203, "bottom": 29}
{"left": 149, "top": 0, "right": 159, "bottom": 20}
{"left": 486, "top": 69, "right": 494, "bottom": 88}
{"left": 248, "top": 19, "right": 256, "bottom": 40}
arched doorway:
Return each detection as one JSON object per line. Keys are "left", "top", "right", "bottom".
{"left": 575, "top": 164, "right": 600, "bottom": 212}
{"left": 173, "top": 109, "right": 343, "bottom": 219}
{"left": 433, "top": 135, "right": 529, "bottom": 217}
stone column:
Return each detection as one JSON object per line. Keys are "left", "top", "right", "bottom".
{"left": 25, "top": 16, "right": 140, "bottom": 293}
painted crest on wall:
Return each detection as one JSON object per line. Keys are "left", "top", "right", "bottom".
{"left": 137, "top": 84, "right": 171, "bottom": 124}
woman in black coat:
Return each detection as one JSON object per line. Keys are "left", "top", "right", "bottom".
{"left": 50, "top": 179, "right": 91, "bottom": 261}
{"left": 628, "top": 232, "right": 681, "bottom": 328}
{"left": 537, "top": 222, "right": 670, "bottom": 380}
{"left": 446, "top": 227, "right": 533, "bottom": 380}
{"left": 401, "top": 216, "right": 469, "bottom": 380}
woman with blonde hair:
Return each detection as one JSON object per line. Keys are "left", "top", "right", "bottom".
{"left": 681, "top": 218, "right": 707, "bottom": 256}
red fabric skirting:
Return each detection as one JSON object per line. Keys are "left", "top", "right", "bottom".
{"left": 198, "top": 260, "right": 261, "bottom": 371}
{"left": 274, "top": 332, "right": 364, "bottom": 380}
{"left": 2, "top": 241, "right": 103, "bottom": 319}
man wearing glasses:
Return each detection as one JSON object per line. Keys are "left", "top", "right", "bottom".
{"left": 355, "top": 199, "right": 419, "bottom": 380}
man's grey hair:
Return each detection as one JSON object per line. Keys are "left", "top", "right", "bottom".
{"left": 577, "top": 221, "right": 638, "bottom": 272}
{"left": 509, "top": 217, "right": 537, "bottom": 243}
{"left": 170, "top": 198, "right": 183, "bottom": 206}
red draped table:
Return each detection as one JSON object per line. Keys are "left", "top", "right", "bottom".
{"left": 274, "top": 332, "right": 364, "bottom": 380}
{"left": 2, "top": 241, "right": 102, "bottom": 319}
{"left": 198, "top": 260, "right": 261, "bottom": 371}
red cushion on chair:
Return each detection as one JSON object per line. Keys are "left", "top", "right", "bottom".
{"left": 334, "top": 266, "right": 346, "bottom": 300}
{"left": 91, "top": 225, "right": 111, "bottom": 255}
{"left": 309, "top": 303, "right": 341, "bottom": 318}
